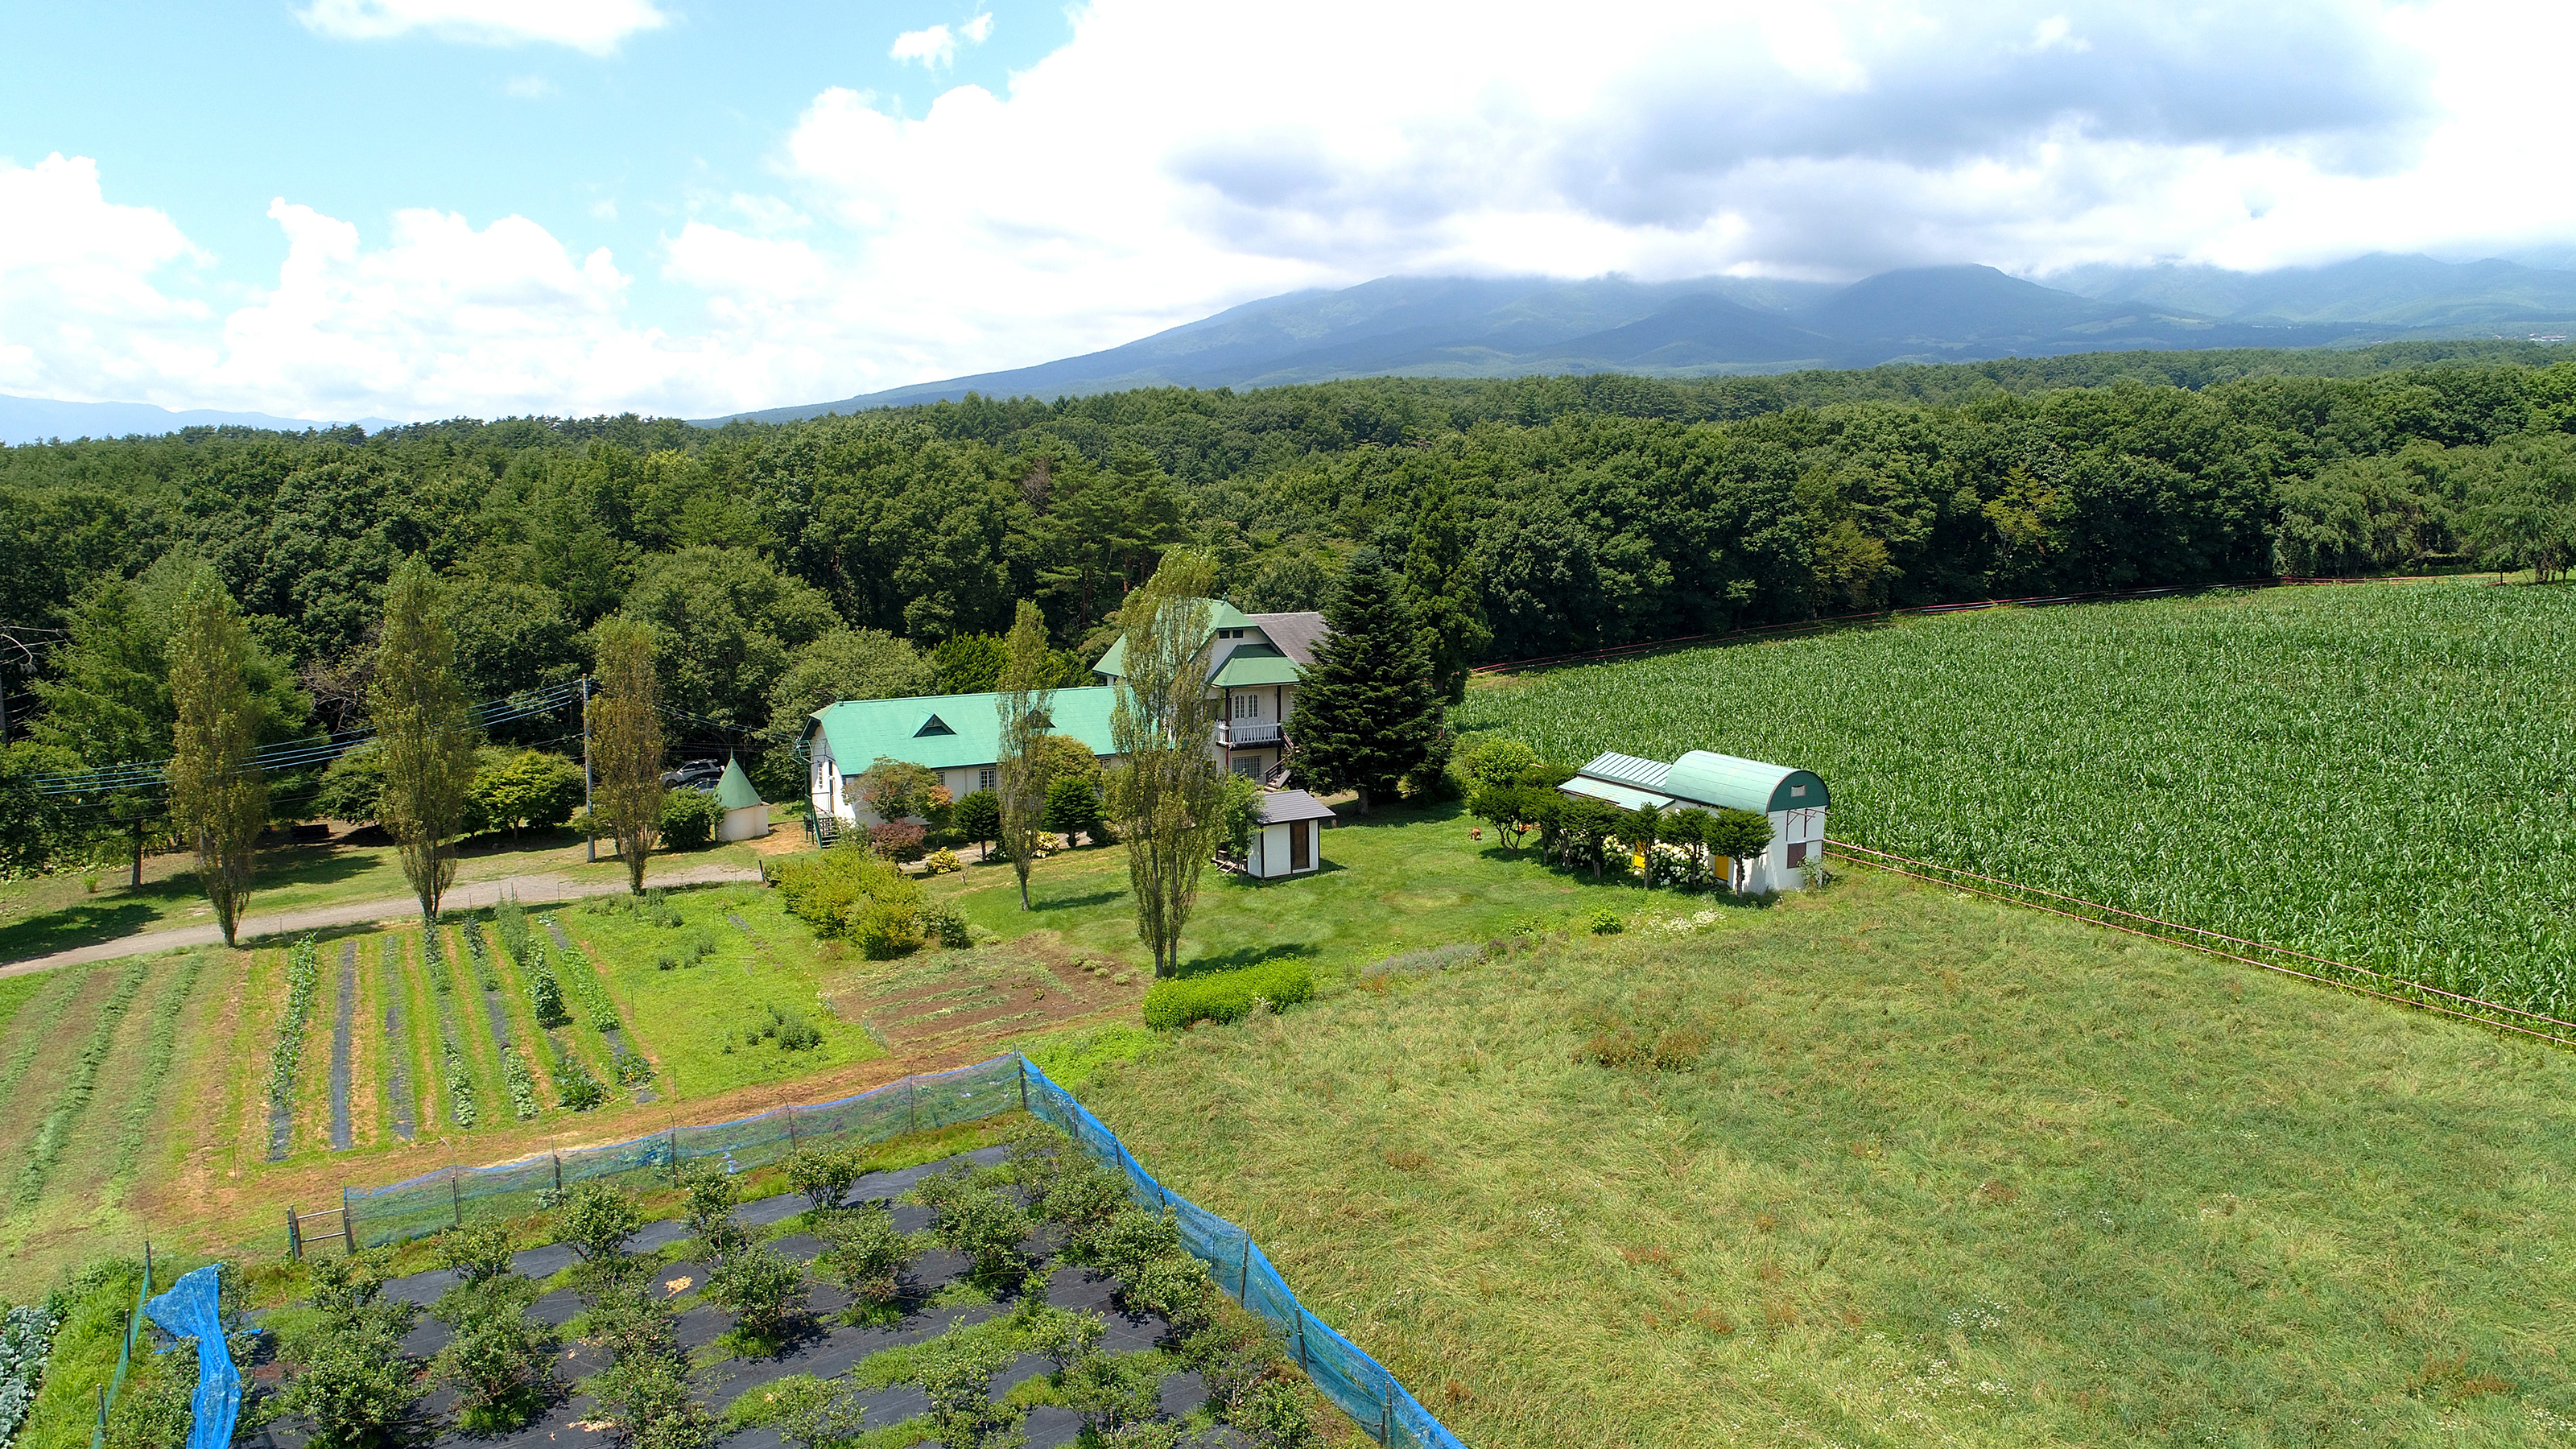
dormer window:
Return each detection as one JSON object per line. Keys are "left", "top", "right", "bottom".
{"left": 914, "top": 714, "right": 956, "bottom": 737}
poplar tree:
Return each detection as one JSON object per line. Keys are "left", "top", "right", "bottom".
{"left": 373, "top": 558, "right": 477, "bottom": 924}
{"left": 1288, "top": 548, "right": 1439, "bottom": 815}
{"left": 591, "top": 616, "right": 664, "bottom": 895}
{"left": 1105, "top": 551, "right": 1222, "bottom": 977}
{"left": 994, "top": 601, "right": 1056, "bottom": 910}
{"left": 1403, "top": 474, "right": 1491, "bottom": 702}
{"left": 167, "top": 572, "right": 266, "bottom": 946}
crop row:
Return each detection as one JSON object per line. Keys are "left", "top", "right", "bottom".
{"left": 265, "top": 937, "right": 321, "bottom": 1118}
{"left": 1471, "top": 582, "right": 2576, "bottom": 1021}
{"left": 539, "top": 918, "right": 625, "bottom": 1033}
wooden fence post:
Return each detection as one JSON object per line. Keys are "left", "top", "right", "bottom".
{"left": 450, "top": 1172, "right": 462, "bottom": 1228}
{"left": 1380, "top": 1369, "right": 1393, "bottom": 1444}
{"left": 906, "top": 1076, "right": 919, "bottom": 1134}
{"left": 552, "top": 1153, "right": 565, "bottom": 1197}
{"left": 1238, "top": 1240, "right": 1251, "bottom": 1301}
{"left": 286, "top": 1206, "right": 301, "bottom": 1261}
{"left": 341, "top": 1187, "right": 354, "bottom": 1255}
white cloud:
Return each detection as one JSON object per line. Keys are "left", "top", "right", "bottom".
{"left": 890, "top": 13, "right": 993, "bottom": 68}
{"left": 295, "top": 0, "right": 669, "bottom": 53}
{"left": 10, "top": 0, "right": 2576, "bottom": 421}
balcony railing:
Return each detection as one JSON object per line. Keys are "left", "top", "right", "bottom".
{"left": 1217, "top": 720, "right": 1282, "bottom": 747}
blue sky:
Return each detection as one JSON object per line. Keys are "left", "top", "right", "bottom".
{"left": 1, "top": 1, "right": 2566, "bottom": 422}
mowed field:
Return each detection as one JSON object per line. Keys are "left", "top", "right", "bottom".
{"left": 1468, "top": 579, "right": 2576, "bottom": 1022}
{"left": 1080, "top": 868, "right": 2576, "bottom": 1448}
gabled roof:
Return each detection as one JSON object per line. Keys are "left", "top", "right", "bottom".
{"left": 1211, "top": 642, "right": 1302, "bottom": 688}
{"left": 1253, "top": 789, "right": 1338, "bottom": 825}
{"left": 714, "top": 756, "right": 764, "bottom": 810}
{"left": 1245, "top": 611, "right": 1328, "bottom": 666}
{"left": 811, "top": 686, "right": 1121, "bottom": 773}
{"left": 1574, "top": 749, "right": 1829, "bottom": 815}
{"left": 1093, "top": 597, "right": 1286, "bottom": 679}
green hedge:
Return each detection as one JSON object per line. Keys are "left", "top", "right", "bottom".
{"left": 1141, "top": 960, "right": 1315, "bottom": 1030}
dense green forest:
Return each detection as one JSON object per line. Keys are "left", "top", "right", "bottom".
{"left": 2, "top": 337, "right": 2573, "bottom": 861}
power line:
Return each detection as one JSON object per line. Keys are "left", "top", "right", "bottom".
{"left": 28, "top": 680, "right": 584, "bottom": 796}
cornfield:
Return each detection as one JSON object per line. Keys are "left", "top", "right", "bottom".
{"left": 1468, "top": 580, "right": 2576, "bottom": 1022}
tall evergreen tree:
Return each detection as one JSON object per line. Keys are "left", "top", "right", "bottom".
{"left": 166, "top": 572, "right": 267, "bottom": 946}
{"left": 1403, "top": 474, "right": 1491, "bottom": 702}
{"left": 373, "top": 558, "right": 478, "bottom": 923}
{"left": 1105, "top": 551, "right": 1223, "bottom": 977}
{"left": 994, "top": 601, "right": 1057, "bottom": 910}
{"left": 1290, "top": 547, "right": 1439, "bottom": 815}
{"left": 591, "top": 616, "right": 665, "bottom": 895}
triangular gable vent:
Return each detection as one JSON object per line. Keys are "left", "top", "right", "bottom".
{"left": 914, "top": 714, "right": 956, "bottom": 737}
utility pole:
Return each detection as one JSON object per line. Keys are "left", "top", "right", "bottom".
{"left": 580, "top": 675, "right": 596, "bottom": 864}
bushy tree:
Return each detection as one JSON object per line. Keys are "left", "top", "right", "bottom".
{"left": 1288, "top": 548, "right": 1439, "bottom": 814}
{"left": 658, "top": 787, "right": 721, "bottom": 849}
{"left": 815, "top": 1203, "right": 911, "bottom": 1308}
{"left": 467, "top": 749, "right": 586, "bottom": 840}
{"left": 1709, "top": 808, "right": 1775, "bottom": 891}
{"left": 784, "top": 1143, "right": 864, "bottom": 1213}
{"left": 1042, "top": 774, "right": 1106, "bottom": 846}
{"left": 951, "top": 788, "right": 1001, "bottom": 858}
{"left": 855, "top": 757, "right": 948, "bottom": 824}
{"left": 931, "top": 632, "right": 1009, "bottom": 694}
{"left": 1404, "top": 473, "right": 1492, "bottom": 701}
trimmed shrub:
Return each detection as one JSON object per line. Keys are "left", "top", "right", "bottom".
{"left": 558, "top": 1182, "right": 642, "bottom": 1261}
{"left": 783, "top": 1143, "right": 863, "bottom": 1213}
{"left": 815, "top": 1203, "right": 910, "bottom": 1307}
{"left": 1140, "top": 958, "right": 1315, "bottom": 1030}
{"left": 867, "top": 820, "right": 927, "bottom": 862}
{"left": 660, "top": 788, "right": 721, "bottom": 850}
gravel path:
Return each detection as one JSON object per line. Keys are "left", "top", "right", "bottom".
{"left": 0, "top": 862, "right": 764, "bottom": 980}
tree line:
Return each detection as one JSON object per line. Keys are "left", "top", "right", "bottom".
{"left": 5, "top": 342, "right": 2576, "bottom": 876}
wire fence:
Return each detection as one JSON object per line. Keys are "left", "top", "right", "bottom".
{"left": 85, "top": 1245, "right": 153, "bottom": 1449}
{"left": 1825, "top": 839, "right": 2576, "bottom": 1049}
{"left": 339, "top": 1055, "right": 1469, "bottom": 1448}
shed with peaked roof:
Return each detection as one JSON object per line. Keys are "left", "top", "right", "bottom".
{"left": 1561, "top": 749, "right": 1829, "bottom": 890}
{"left": 1245, "top": 789, "right": 1335, "bottom": 879}
{"left": 714, "top": 756, "right": 770, "bottom": 843}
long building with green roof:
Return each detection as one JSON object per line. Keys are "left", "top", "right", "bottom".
{"left": 807, "top": 605, "right": 1329, "bottom": 827}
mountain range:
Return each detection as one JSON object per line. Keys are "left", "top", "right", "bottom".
{"left": 705, "top": 253, "right": 2576, "bottom": 423}
{"left": 0, "top": 394, "right": 398, "bottom": 448}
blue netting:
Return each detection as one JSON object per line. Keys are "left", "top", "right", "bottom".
{"left": 338, "top": 1052, "right": 1467, "bottom": 1448}
{"left": 142, "top": 1266, "right": 240, "bottom": 1449}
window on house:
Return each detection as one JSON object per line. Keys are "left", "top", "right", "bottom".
{"left": 978, "top": 768, "right": 997, "bottom": 791}
{"left": 1790, "top": 783, "right": 1806, "bottom": 798}
{"left": 914, "top": 714, "right": 956, "bottom": 737}
{"left": 1233, "top": 693, "right": 1261, "bottom": 719}
{"left": 1787, "top": 840, "right": 1808, "bottom": 866}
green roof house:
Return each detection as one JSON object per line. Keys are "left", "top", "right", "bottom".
{"left": 806, "top": 604, "right": 1331, "bottom": 828}
{"left": 1563, "top": 750, "right": 1830, "bottom": 891}
{"left": 1092, "top": 601, "right": 1326, "bottom": 786}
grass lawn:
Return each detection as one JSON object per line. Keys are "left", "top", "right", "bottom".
{"left": 1075, "top": 865, "right": 2576, "bottom": 1448}
{"left": 0, "top": 828, "right": 770, "bottom": 962}
{"left": 553, "top": 882, "right": 887, "bottom": 1098}
{"left": 928, "top": 799, "right": 1660, "bottom": 977}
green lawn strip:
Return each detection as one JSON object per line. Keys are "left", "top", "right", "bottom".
{"left": 929, "top": 805, "right": 1665, "bottom": 981}
{"left": 220, "top": 945, "right": 278, "bottom": 1181}
{"left": 106, "top": 952, "right": 209, "bottom": 1189}
{"left": 567, "top": 886, "right": 875, "bottom": 1104}
{"left": 10, "top": 957, "right": 151, "bottom": 1209}
{"left": 0, "top": 966, "right": 92, "bottom": 1126}
{"left": 27, "top": 956, "right": 181, "bottom": 1221}
{"left": 1080, "top": 869, "right": 2576, "bottom": 1449}
{"left": 0, "top": 968, "right": 55, "bottom": 1034}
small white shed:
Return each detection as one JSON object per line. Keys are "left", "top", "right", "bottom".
{"left": 1245, "top": 790, "right": 1335, "bottom": 879}
{"left": 714, "top": 757, "right": 770, "bottom": 843}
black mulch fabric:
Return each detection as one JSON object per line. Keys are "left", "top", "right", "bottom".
{"left": 251, "top": 1146, "right": 1228, "bottom": 1449}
